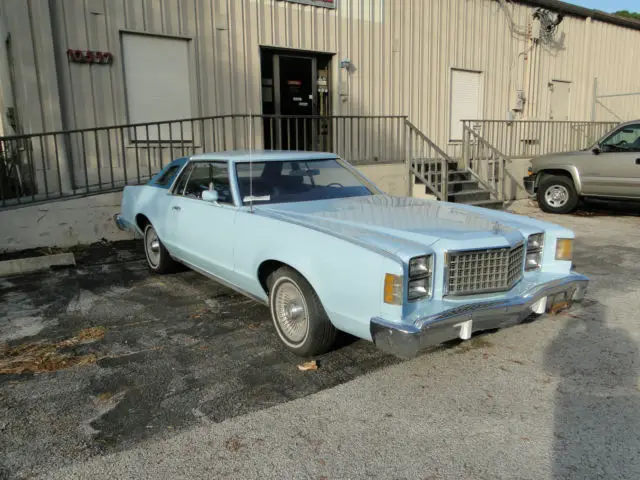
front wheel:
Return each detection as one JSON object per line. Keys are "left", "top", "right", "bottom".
{"left": 267, "top": 266, "right": 337, "bottom": 357}
{"left": 537, "top": 175, "right": 579, "bottom": 214}
{"left": 143, "top": 224, "right": 177, "bottom": 273}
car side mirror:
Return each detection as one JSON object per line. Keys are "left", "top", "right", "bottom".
{"left": 592, "top": 145, "right": 601, "bottom": 155}
{"left": 201, "top": 189, "right": 219, "bottom": 203}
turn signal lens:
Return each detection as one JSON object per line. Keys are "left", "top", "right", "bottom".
{"left": 384, "top": 273, "right": 403, "bottom": 305}
{"left": 555, "top": 238, "right": 574, "bottom": 261}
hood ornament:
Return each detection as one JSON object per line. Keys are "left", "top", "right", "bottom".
{"left": 491, "top": 221, "right": 502, "bottom": 234}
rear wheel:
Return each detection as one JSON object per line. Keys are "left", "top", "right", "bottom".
{"left": 537, "top": 174, "right": 579, "bottom": 214}
{"left": 267, "top": 266, "right": 337, "bottom": 357}
{"left": 143, "top": 224, "right": 177, "bottom": 273}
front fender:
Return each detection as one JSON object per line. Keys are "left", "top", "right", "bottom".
{"left": 233, "top": 213, "right": 404, "bottom": 341}
{"left": 537, "top": 166, "right": 583, "bottom": 195}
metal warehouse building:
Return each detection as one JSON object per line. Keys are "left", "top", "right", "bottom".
{"left": 0, "top": 0, "right": 639, "bottom": 209}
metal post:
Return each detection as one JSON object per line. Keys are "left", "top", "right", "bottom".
{"left": 591, "top": 77, "right": 598, "bottom": 122}
{"left": 405, "top": 120, "right": 412, "bottom": 197}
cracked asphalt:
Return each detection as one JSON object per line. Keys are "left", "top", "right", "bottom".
{"left": 2, "top": 199, "right": 640, "bottom": 479}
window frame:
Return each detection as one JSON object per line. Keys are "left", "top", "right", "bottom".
{"left": 170, "top": 160, "right": 237, "bottom": 206}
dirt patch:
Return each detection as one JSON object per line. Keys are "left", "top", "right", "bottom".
{"left": 0, "top": 326, "right": 106, "bottom": 374}
{"left": 452, "top": 335, "right": 495, "bottom": 354}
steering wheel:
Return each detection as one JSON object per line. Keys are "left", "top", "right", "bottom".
{"left": 327, "top": 182, "right": 344, "bottom": 188}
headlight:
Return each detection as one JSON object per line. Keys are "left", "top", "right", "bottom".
{"left": 407, "top": 255, "right": 433, "bottom": 302}
{"left": 525, "top": 233, "right": 544, "bottom": 271}
{"left": 409, "top": 256, "right": 432, "bottom": 277}
{"left": 408, "top": 277, "right": 429, "bottom": 301}
{"left": 527, "top": 233, "right": 544, "bottom": 250}
{"left": 555, "top": 238, "right": 573, "bottom": 261}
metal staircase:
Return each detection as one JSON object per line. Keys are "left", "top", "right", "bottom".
{"left": 406, "top": 121, "right": 504, "bottom": 209}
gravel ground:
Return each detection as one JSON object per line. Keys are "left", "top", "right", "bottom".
{"left": 2, "top": 199, "right": 640, "bottom": 479}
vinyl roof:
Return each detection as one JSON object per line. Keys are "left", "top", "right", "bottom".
{"left": 190, "top": 150, "right": 338, "bottom": 162}
{"left": 520, "top": 0, "right": 640, "bottom": 32}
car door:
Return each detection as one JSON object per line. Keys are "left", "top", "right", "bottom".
{"left": 581, "top": 123, "right": 640, "bottom": 198}
{"left": 167, "top": 160, "right": 239, "bottom": 282}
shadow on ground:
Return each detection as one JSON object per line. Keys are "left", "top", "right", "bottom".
{"left": 0, "top": 241, "right": 399, "bottom": 478}
{"left": 571, "top": 198, "right": 640, "bottom": 218}
{"left": 545, "top": 299, "right": 640, "bottom": 479}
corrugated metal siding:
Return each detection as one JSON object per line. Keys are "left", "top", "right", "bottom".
{"left": 3, "top": 0, "right": 640, "bottom": 147}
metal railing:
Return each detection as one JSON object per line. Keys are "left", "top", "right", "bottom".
{"left": 0, "top": 114, "right": 408, "bottom": 208}
{"left": 462, "top": 125, "right": 509, "bottom": 201}
{"left": 406, "top": 120, "right": 452, "bottom": 200}
{"left": 461, "top": 120, "right": 618, "bottom": 159}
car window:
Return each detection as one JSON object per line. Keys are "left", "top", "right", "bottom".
{"left": 155, "top": 164, "right": 181, "bottom": 186}
{"left": 235, "top": 158, "right": 376, "bottom": 205}
{"left": 601, "top": 124, "right": 640, "bottom": 153}
{"left": 178, "top": 161, "right": 234, "bottom": 204}
{"left": 173, "top": 163, "right": 194, "bottom": 196}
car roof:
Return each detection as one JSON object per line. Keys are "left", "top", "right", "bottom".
{"left": 616, "top": 120, "right": 640, "bottom": 128}
{"left": 188, "top": 150, "right": 338, "bottom": 163}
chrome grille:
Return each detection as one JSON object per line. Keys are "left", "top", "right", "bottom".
{"left": 445, "top": 243, "right": 525, "bottom": 296}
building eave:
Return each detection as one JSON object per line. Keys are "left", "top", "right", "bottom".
{"left": 514, "top": 0, "right": 640, "bottom": 32}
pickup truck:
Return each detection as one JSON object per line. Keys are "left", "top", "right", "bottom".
{"left": 524, "top": 120, "right": 640, "bottom": 213}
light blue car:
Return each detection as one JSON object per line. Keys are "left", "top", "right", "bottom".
{"left": 115, "top": 151, "right": 588, "bottom": 358}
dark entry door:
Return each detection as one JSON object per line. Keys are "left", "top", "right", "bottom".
{"left": 276, "top": 55, "right": 315, "bottom": 150}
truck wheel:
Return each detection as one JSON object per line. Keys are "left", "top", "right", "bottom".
{"left": 143, "top": 224, "right": 177, "bottom": 273}
{"left": 267, "top": 266, "right": 337, "bottom": 357}
{"left": 537, "top": 175, "right": 579, "bottom": 214}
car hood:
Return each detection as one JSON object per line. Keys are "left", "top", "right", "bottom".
{"left": 256, "top": 195, "right": 527, "bottom": 258}
{"left": 532, "top": 149, "right": 589, "bottom": 165}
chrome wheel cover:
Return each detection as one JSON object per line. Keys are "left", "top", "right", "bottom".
{"left": 272, "top": 279, "right": 309, "bottom": 345}
{"left": 544, "top": 185, "right": 569, "bottom": 208}
{"left": 145, "top": 226, "right": 161, "bottom": 268}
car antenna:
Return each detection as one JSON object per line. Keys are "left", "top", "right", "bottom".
{"left": 249, "top": 111, "right": 254, "bottom": 214}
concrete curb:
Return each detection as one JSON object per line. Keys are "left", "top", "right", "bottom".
{"left": 0, "top": 253, "right": 76, "bottom": 277}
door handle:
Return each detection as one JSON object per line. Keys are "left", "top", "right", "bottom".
{"left": 172, "top": 206, "right": 181, "bottom": 211}
{"left": 636, "top": 158, "right": 640, "bottom": 165}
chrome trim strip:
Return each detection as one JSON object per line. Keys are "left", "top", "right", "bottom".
{"left": 176, "top": 257, "right": 269, "bottom": 306}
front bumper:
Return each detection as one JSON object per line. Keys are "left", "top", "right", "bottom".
{"left": 523, "top": 174, "right": 536, "bottom": 196}
{"left": 370, "top": 273, "right": 588, "bottom": 359}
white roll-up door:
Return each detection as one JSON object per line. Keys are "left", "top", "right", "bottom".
{"left": 450, "top": 69, "right": 482, "bottom": 141}
{"left": 122, "top": 33, "right": 193, "bottom": 141}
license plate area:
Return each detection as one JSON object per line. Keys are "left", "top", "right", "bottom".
{"left": 547, "top": 289, "right": 574, "bottom": 314}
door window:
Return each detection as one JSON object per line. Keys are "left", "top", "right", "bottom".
{"left": 173, "top": 163, "right": 194, "bottom": 195}
{"left": 172, "top": 161, "right": 234, "bottom": 204}
{"left": 601, "top": 124, "right": 640, "bottom": 153}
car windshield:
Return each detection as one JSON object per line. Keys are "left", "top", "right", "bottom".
{"left": 235, "top": 158, "right": 376, "bottom": 205}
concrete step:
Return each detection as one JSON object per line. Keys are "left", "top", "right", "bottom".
{"left": 447, "top": 179, "right": 482, "bottom": 193}
{"left": 448, "top": 189, "right": 492, "bottom": 204}
{"left": 447, "top": 170, "right": 472, "bottom": 182}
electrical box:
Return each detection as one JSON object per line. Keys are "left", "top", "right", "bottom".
{"left": 531, "top": 18, "right": 541, "bottom": 40}
{"left": 511, "top": 89, "right": 525, "bottom": 112}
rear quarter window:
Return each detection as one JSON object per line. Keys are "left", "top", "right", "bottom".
{"left": 154, "top": 165, "right": 181, "bottom": 186}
